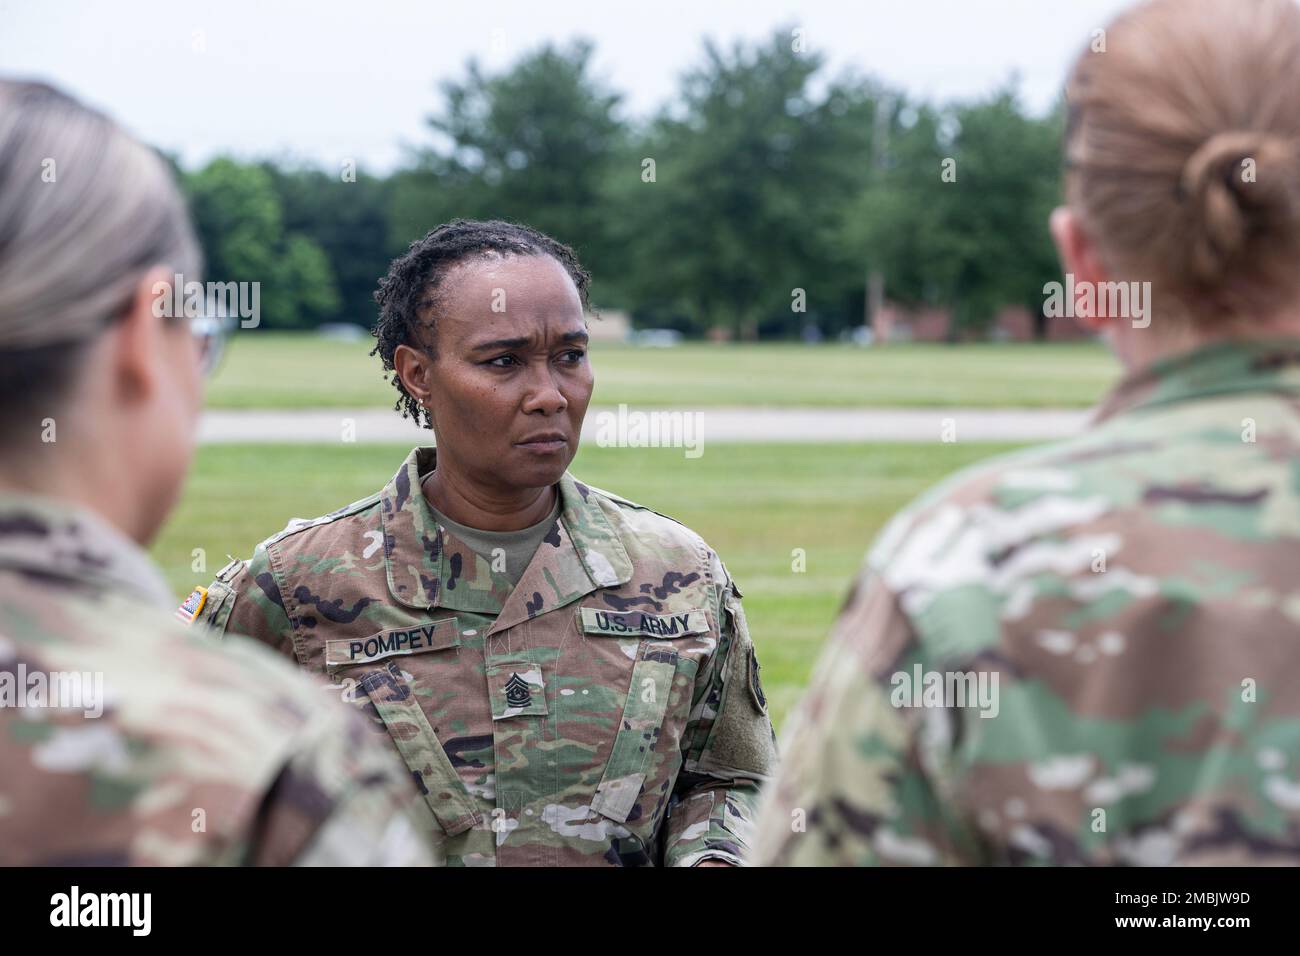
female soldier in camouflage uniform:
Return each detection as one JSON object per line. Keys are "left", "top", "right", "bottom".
{"left": 0, "top": 80, "right": 428, "bottom": 866}
{"left": 192, "top": 220, "right": 777, "bottom": 866}
{"left": 755, "top": 0, "right": 1300, "bottom": 866}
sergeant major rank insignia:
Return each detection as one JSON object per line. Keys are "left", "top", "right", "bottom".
{"left": 504, "top": 673, "right": 532, "bottom": 708}
{"left": 174, "top": 586, "right": 207, "bottom": 625}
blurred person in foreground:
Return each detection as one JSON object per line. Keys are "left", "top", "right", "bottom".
{"left": 0, "top": 80, "right": 432, "bottom": 866}
{"left": 188, "top": 219, "right": 777, "bottom": 866}
{"left": 754, "top": 0, "right": 1300, "bottom": 866}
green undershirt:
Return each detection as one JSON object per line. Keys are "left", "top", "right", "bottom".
{"left": 426, "top": 488, "right": 562, "bottom": 589}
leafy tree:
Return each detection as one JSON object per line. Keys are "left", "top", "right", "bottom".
{"left": 613, "top": 29, "right": 880, "bottom": 338}
{"left": 280, "top": 233, "right": 342, "bottom": 328}
{"left": 182, "top": 158, "right": 340, "bottom": 329}
{"left": 262, "top": 164, "right": 391, "bottom": 326}
{"left": 846, "top": 88, "right": 1063, "bottom": 337}
{"left": 393, "top": 40, "right": 626, "bottom": 299}
{"left": 173, "top": 43, "right": 1066, "bottom": 341}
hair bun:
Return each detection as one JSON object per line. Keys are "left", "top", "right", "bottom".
{"left": 1180, "top": 131, "right": 1299, "bottom": 284}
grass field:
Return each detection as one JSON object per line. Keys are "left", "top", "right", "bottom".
{"left": 152, "top": 440, "right": 1027, "bottom": 731}
{"left": 206, "top": 333, "right": 1118, "bottom": 410}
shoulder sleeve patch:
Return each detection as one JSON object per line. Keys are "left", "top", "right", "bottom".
{"left": 694, "top": 590, "right": 778, "bottom": 779}
{"left": 175, "top": 586, "right": 208, "bottom": 625}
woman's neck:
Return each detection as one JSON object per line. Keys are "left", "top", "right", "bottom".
{"left": 421, "top": 468, "right": 557, "bottom": 533}
{"left": 1107, "top": 307, "right": 1300, "bottom": 374}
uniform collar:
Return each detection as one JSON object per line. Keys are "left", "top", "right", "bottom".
{"left": 379, "top": 447, "right": 633, "bottom": 631}
{"left": 0, "top": 493, "right": 176, "bottom": 609}
{"left": 1092, "top": 338, "right": 1300, "bottom": 425}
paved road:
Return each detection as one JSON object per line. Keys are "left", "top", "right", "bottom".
{"left": 199, "top": 406, "right": 1092, "bottom": 445}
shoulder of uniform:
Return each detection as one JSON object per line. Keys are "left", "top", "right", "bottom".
{"left": 192, "top": 628, "right": 326, "bottom": 702}
{"left": 574, "top": 479, "right": 641, "bottom": 512}
{"left": 866, "top": 431, "right": 1134, "bottom": 596}
{"left": 576, "top": 479, "right": 728, "bottom": 583}
{"left": 182, "top": 494, "right": 384, "bottom": 625}
{"left": 148, "top": 628, "right": 353, "bottom": 779}
{"left": 50, "top": 591, "right": 328, "bottom": 726}
{"left": 180, "top": 619, "right": 351, "bottom": 732}
{"left": 256, "top": 491, "right": 383, "bottom": 552}
{"left": 580, "top": 480, "right": 707, "bottom": 545}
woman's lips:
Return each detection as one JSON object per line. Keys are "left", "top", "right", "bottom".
{"left": 515, "top": 437, "right": 568, "bottom": 454}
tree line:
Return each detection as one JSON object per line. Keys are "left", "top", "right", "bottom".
{"left": 173, "top": 28, "right": 1066, "bottom": 339}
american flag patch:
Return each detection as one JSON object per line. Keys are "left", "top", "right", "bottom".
{"left": 175, "top": 586, "right": 208, "bottom": 625}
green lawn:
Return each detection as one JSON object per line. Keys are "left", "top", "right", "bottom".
{"left": 205, "top": 333, "right": 1118, "bottom": 409}
{"left": 153, "top": 440, "right": 1027, "bottom": 732}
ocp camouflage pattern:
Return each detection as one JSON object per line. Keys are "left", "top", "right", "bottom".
{"left": 754, "top": 340, "right": 1300, "bottom": 866}
{"left": 0, "top": 494, "right": 433, "bottom": 866}
{"left": 196, "top": 446, "right": 777, "bottom": 866}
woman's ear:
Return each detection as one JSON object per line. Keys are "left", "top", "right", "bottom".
{"left": 109, "top": 265, "right": 184, "bottom": 402}
{"left": 1049, "top": 206, "right": 1112, "bottom": 332}
{"left": 393, "top": 343, "right": 434, "bottom": 407}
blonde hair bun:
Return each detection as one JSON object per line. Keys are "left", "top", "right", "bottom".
{"left": 1180, "top": 130, "right": 1300, "bottom": 285}
{"left": 1064, "top": 0, "right": 1300, "bottom": 324}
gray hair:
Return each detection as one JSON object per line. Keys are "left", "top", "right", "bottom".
{"left": 0, "top": 79, "right": 201, "bottom": 351}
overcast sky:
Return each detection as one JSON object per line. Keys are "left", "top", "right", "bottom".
{"left": 2, "top": 0, "right": 1134, "bottom": 173}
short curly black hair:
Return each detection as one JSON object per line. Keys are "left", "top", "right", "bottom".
{"left": 371, "top": 218, "right": 591, "bottom": 427}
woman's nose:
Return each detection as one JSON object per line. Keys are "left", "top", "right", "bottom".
{"left": 521, "top": 366, "right": 568, "bottom": 415}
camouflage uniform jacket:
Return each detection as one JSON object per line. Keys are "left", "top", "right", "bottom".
{"left": 0, "top": 493, "right": 433, "bottom": 866}
{"left": 194, "top": 446, "right": 778, "bottom": 866}
{"left": 754, "top": 339, "right": 1300, "bottom": 865}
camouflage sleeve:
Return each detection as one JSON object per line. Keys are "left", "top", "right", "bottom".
{"left": 665, "top": 557, "right": 778, "bottom": 867}
{"left": 750, "top": 569, "right": 983, "bottom": 866}
{"left": 241, "top": 693, "right": 440, "bottom": 866}
{"left": 194, "top": 546, "right": 298, "bottom": 661}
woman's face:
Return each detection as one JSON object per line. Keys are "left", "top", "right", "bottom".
{"left": 413, "top": 254, "right": 593, "bottom": 494}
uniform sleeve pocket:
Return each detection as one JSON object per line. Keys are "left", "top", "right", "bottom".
{"left": 670, "top": 789, "right": 716, "bottom": 844}
{"left": 589, "top": 643, "right": 680, "bottom": 824}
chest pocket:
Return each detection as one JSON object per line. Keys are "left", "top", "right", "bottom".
{"left": 580, "top": 607, "right": 711, "bottom": 825}
{"left": 326, "top": 619, "right": 481, "bottom": 837}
